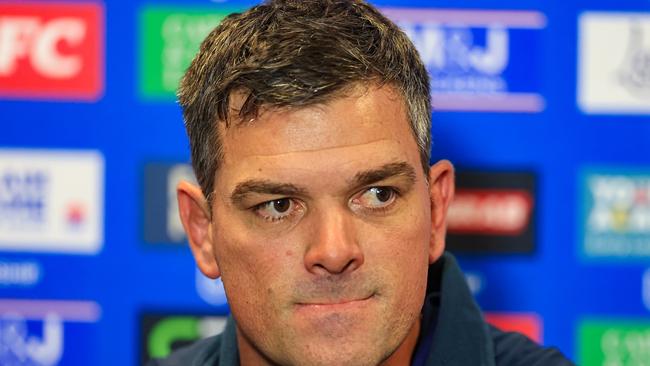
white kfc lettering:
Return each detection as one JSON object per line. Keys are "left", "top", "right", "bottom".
{"left": 0, "top": 17, "right": 39, "bottom": 75}
{"left": 0, "top": 15, "right": 86, "bottom": 78}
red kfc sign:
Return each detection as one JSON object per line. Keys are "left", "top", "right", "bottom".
{"left": 0, "top": 2, "right": 103, "bottom": 100}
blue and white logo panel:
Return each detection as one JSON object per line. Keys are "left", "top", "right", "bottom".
{"left": 0, "top": 150, "right": 104, "bottom": 254}
{"left": 383, "top": 8, "right": 546, "bottom": 112}
{"left": 581, "top": 169, "right": 650, "bottom": 259}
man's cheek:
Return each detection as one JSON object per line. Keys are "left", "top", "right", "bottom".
{"left": 358, "top": 219, "right": 428, "bottom": 253}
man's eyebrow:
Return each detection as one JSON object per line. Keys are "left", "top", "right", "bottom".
{"left": 351, "top": 162, "right": 417, "bottom": 187}
{"left": 230, "top": 180, "right": 308, "bottom": 205}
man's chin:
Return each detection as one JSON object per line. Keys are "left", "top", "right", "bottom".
{"left": 279, "top": 311, "right": 397, "bottom": 366}
{"left": 281, "top": 342, "right": 390, "bottom": 366}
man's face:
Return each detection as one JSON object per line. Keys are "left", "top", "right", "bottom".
{"left": 183, "top": 85, "right": 449, "bottom": 365}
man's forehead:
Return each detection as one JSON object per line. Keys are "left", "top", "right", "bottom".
{"left": 209, "top": 83, "right": 422, "bottom": 200}
{"left": 224, "top": 82, "right": 405, "bottom": 126}
{"left": 219, "top": 85, "right": 410, "bottom": 153}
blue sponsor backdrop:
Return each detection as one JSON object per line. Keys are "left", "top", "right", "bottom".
{"left": 1, "top": 0, "right": 650, "bottom": 365}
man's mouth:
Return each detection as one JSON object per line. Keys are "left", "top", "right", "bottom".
{"left": 294, "top": 294, "right": 375, "bottom": 312}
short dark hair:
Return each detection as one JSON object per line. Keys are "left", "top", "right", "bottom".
{"left": 178, "top": 0, "right": 431, "bottom": 204}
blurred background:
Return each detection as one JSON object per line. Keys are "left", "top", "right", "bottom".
{"left": 1, "top": 0, "right": 649, "bottom": 365}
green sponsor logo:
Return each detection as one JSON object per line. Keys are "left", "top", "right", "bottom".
{"left": 579, "top": 320, "right": 650, "bottom": 365}
{"left": 142, "top": 314, "right": 227, "bottom": 361}
{"left": 148, "top": 316, "right": 199, "bottom": 358}
{"left": 139, "top": 6, "right": 239, "bottom": 99}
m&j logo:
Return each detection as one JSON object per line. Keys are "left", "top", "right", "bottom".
{"left": 383, "top": 8, "right": 546, "bottom": 112}
{"left": 0, "top": 150, "right": 104, "bottom": 254}
{"left": 581, "top": 169, "right": 650, "bottom": 259}
{"left": 0, "top": 299, "right": 100, "bottom": 366}
{"left": 0, "top": 2, "right": 104, "bottom": 100}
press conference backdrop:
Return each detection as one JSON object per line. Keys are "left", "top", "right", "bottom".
{"left": 1, "top": 0, "right": 649, "bottom": 364}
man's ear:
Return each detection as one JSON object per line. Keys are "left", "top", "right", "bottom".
{"left": 177, "top": 180, "right": 221, "bottom": 279}
{"left": 427, "top": 160, "right": 455, "bottom": 263}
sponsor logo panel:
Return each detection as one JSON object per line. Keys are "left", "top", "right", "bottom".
{"left": 139, "top": 6, "right": 241, "bottom": 98}
{"left": 578, "top": 12, "right": 650, "bottom": 114}
{"left": 143, "top": 163, "right": 194, "bottom": 244}
{"left": 484, "top": 312, "right": 542, "bottom": 343}
{"left": 384, "top": 8, "right": 546, "bottom": 112}
{"left": 0, "top": 149, "right": 104, "bottom": 254}
{"left": 581, "top": 169, "right": 650, "bottom": 259}
{"left": 0, "top": 2, "right": 104, "bottom": 100}
{"left": 579, "top": 320, "right": 650, "bottom": 365}
{"left": 141, "top": 313, "right": 227, "bottom": 364}
{"left": 446, "top": 171, "right": 536, "bottom": 253}
{"left": 0, "top": 299, "right": 100, "bottom": 365}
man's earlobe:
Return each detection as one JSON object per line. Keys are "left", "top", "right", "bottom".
{"left": 177, "top": 180, "right": 221, "bottom": 279}
{"left": 428, "top": 160, "right": 455, "bottom": 263}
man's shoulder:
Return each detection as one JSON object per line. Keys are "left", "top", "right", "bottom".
{"left": 146, "top": 335, "right": 223, "bottom": 366}
{"left": 488, "top": 325, "right": 575, "bottom": 366}
{"left": 428, "top": 252, "right": 575, "bottom": 366}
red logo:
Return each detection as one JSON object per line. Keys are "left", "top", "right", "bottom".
{"left": 447, "top": 189, "right": 533, "bottom": 235}
{"left": 484, "top": 312, "right": 542, "bottom": 343}
{"left": 66, "top": 202, "right": 86, "bottom": 226}
{"left": 0, "top": 2, "right": 103, "bottom": 100}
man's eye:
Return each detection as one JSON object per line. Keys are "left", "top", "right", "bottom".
{"left": 254, "top": 198, "right": 295, "bottom": 222}
{"left": 354, "top": 187, "right": 397, "bottom": 209}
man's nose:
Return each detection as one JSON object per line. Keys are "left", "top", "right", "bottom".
{"left": 303, "top": 206, "right": 364, "bottom": 276}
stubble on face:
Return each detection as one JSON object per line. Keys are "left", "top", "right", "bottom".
{"left": 210, "top": 84, "right": 432, "bottom": 366}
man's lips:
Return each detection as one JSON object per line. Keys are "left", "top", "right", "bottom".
{"left": 294, "top": 294, "right": 375, "bottom": 312}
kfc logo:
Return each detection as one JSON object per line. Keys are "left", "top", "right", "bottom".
{"left": 0, "top": 3, "right": 103, "bottom": 100}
